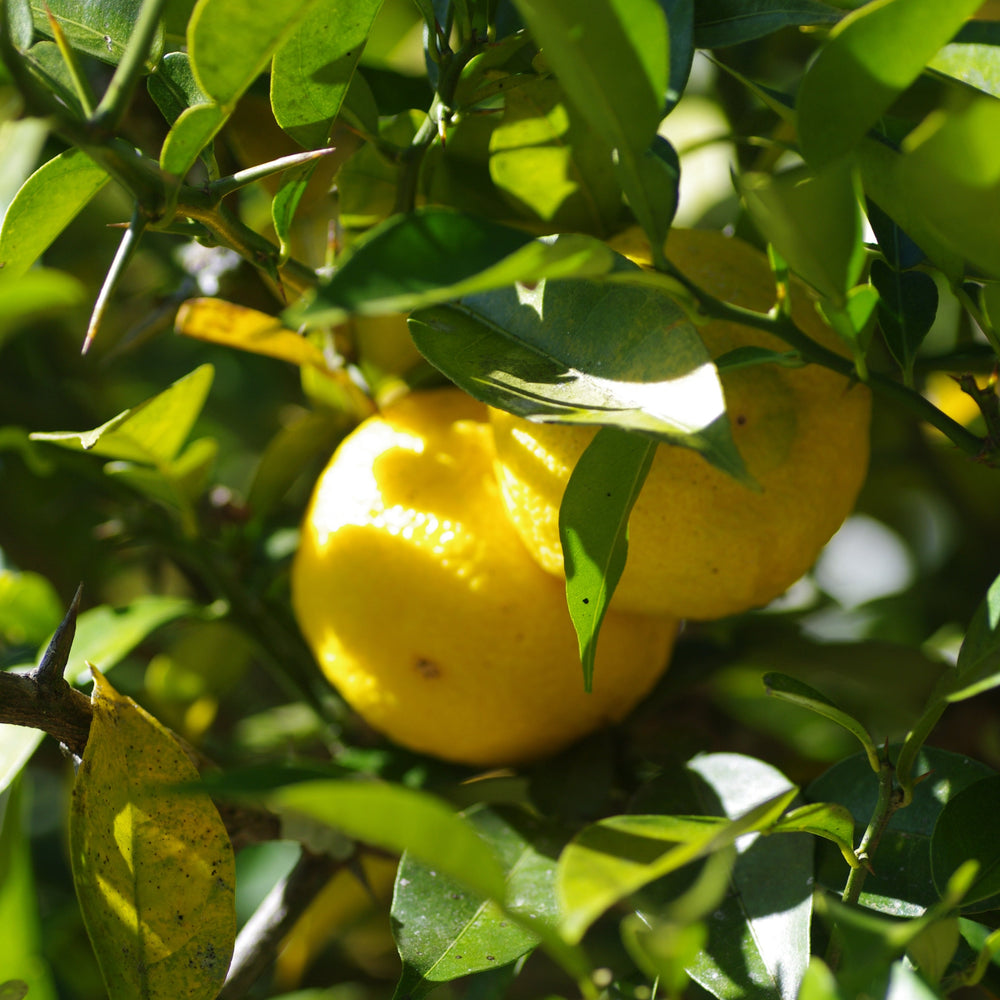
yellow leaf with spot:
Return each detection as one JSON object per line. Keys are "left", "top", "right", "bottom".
{"left": 70, "top": 667, "right": 236, "bottom": 1000}
{"left": 177, "top": 297, "right": 329, "bottom": 370}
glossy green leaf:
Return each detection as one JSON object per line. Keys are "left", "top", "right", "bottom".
{"left": 188, "top": 0, "right": 319, "bottom": 107}
{"left": 871, "top": 259, "right": 937, "bottom": 380}
{"left": 488, "top": 77, "right": 622, "bottom": 235}
{"left": 0, "top": 570, "right": 62, "bottom": 649}
{"left": 392, "top": 807, "right": 561, "bottom": 998}
{"left": 269, "top": 781, "right": 507, "bottom": 901}
{"left": 866, "top": 198, "right": 924, "bottom": 270}
{"left": 29, "top": 0, "right": 164, "bottom": 66}
{"left": 796, "top": 0, "right": 982, "bottom": 167}
{"left": 5, "top": 0, "right": 33, "bottom": 49}
{"left": 763, "top": 671, "right": 880, "bottom": 771}
{"left": 557, "top": 784, "right": 798, "bottom": 943}
{"left": 740, "top": 160, "right": 865, "bottom": 306}
{"left": 885, "top": 959, "right": 946, "bottom": 999}
{"left": 771, "top": 802, "right": 859, "bottom": 869}
{"left": 817, "top": 283, "right": 880, "bottom": 359}
{"left": 147, "top": 52, "right": 210, "bottom": 126}
{"left": 807, "top": 747, "right": 995, "bottom": 914}
{"left": 796, "top": 959, "right": 846, "bottom": 1000}
{"left": 930, "top": 774, "right": 1000, "bottom": 910}
{"left": 20, "top": 39, "right": 84, "bottom": 115}
{"left": 906, "top": 917, "right": 960, "bottom": 986}
{"left": 682, "top": 754, "right": 812, "bottom": 1000}
{"left": 560, "top": 428, "right": 655, "bottom": 690}
{"left": 0, "top": 781, "right": 57, "bottom": 1000}
{"left": 692, "top": 0, "right": 839, "bottom": 48}
{"left": 160, "top": 102, "right": 225, "bottom": 178}
{"left": 0, "top": 149, "right": 109, "bottom": 280}
{"left": 0, "top": 268, "right": 85, "bottom": 345}
{"left": 292, "top": 209, "right": 615, "bottom": 325}
{"left": 71, "top": 669, "right": 236, "bottom": 1000}
{"left": 270, "top": 0, "right": 383, "bottom": 149}
{"left": 896, "top": 94, "right": 1000, "bottom": 279}
{"left": 511, "top": 0, "right": 667, "bottom": 155}
{"left": 31, "top": 364, "right": 214, "bottom": 465}
{"left": 958, "top": 919, "right": 1000, "bottom": 989}
{"left": 663, "top": 0, "right": 694, "bottom": 109}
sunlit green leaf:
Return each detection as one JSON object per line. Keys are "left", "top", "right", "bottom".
{"left": 560, "top": 429, "right": 655, "bottom": 690}
{"left": 269, "top": 781, "right": 507, "bottom": 901}
{"left": 71, "top": 669, "right": 236, "bottom": 1000}
{"left": 0, "top": 149, "right": 108, "bottom": 280}
{"left": 270, "top": 0, "right": 383, "bottom": 149}
{"left": 160, "top": 102, "right": 225, "bottom": 179}
{"left": 796, "top": 0, "right": 982, "bottom": 167}
{"left": 771, "top": 802, "right": 859, "bottom": 869}
{"left": 29, "top": 0, "right": 164, "bottom": 66}
{"left": 929, "top": 43, "right": 1000, "bottom": 100}
{"left": 0, "top": 570, "right": 62, "bottom": 648}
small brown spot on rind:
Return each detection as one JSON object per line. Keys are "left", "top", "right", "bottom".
{"left": 415, "top": 657, "right": 441, "bottom": 679}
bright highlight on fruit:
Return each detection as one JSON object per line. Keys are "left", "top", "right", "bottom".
{"left": 490, "top": 228, "right": 872, "bottom": 620}
{"left": 292, "top": 388, "right": 678, "bottom": 767}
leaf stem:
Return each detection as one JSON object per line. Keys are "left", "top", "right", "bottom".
{"left": 91, "top": 0, "right": 169, "bottom": 135}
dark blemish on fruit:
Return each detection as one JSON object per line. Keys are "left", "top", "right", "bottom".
{"left": 415, "top": 657, "right": 441, "bottom": 678}
{"left": 736, "top": 414, "right": 747, "bottom": 426}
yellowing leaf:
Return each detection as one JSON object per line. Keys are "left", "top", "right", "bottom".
{"left": 70, "top": 668, "right": 235, "bottom": 1000}
{"left": 177, "top": 297, "right": 330, "bottom": 369}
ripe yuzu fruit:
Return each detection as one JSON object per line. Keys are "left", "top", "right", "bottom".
{"left": 489, "top": 227, "right": 872, "bottom": 620}
{"left": 292, "top": 388, "right": 678, "bottom": 766}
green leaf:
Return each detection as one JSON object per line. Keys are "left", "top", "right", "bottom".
{"left": 270, "top": 161, "right": 316, "bottom": 263}
{"left": 560, "top": 428, "right": 655, "bottom": 690}
{"left": 511, "top": 0, "right": 667, "bottom": 155}
{"left": 807, "top": 747, "right": 995, "bottom": 915}
{"left": 930, "top": 774, "right": 1000, "bottom": 910}
{"left": 796, "top": 0, "right": 982, "bottom": 167}
{"left": 871, "top": 260, "right": 937, "bottom": 381}
{"left": 692, "top": 0, "right": 840, "bottom": 48}
{"left": 906, "top": 917, "right": 960, "bottom": 986}
{"left": 797, "top": 958, "right": 847, "bottom": 1000}
{"left": 291, "top": 209, "right": 615, "bottom": 325}
{"left": 30, "top": 364, "right": 214, "bottom": 465}
{"left": 0, "top": 569, "right": 62, "bottom": 648}
{"left": 763, "top": 672, "right": 880, "bottom": 771}
{"left": 740, "top": 159, "right": 865, "bottom": 306}
{"left": 930, "top": 43, "right": 1000, "bottom": 100}
{"left": 556, "top": 784, "right": 798, "bottom": 944}
{"left": 29, "top": 0, "right": 164, "bottom": 66}
{"left": 147, "top": 52, "right": 210, "bottom": 126}
{"left": 621, "top": 915, "right": 706, "bottom": 1000}
{"left": 682, "top": 754, "right": 812, "bottom": 1000}
{"left": 617, "top": 134, "right": 680, "bottom": 258}
{"left": 270, "top": 0, "right": 383, "bottom": 149}
{"left": 392, "top": 807, "right": 561, "bottom": 998}
{"left": 188, "top": 0, "right": 320, "bottom": 107}
{"left": 160, "top": 102, "right": 225, "bottom": 179}
{"left": 487, "top": 76, "right": 622, "bottom": 235}
{"left": 895, "top": 93, "right": 1000, "bottom": 279}
{"left": 269, "top": 781, "right": 508, "bottom": 901}
{"left": 70, "top": 669, "right": 236, "bottom": 1000}
{"left": 0, "top": 148, "right": 109, "bottom": 280}
{"left": 0, "top": 268, "right": 85, "bottom": 346}
{"left": 0, "top": 780, "right": 58, "bottom": 1000}
{"left": 771, "top": 802, "right": 859, "bottom": 869}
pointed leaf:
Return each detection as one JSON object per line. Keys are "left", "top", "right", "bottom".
{"left": 269, "top": 781, "right": 507, "bottom": 901}
{"left": 177, "top": 299, "right": 329, "bottom": 369}
{"left": 290, "top": 209, "right": 615, "bottom": 325}
{"left": 270, "top": 0, "right": 383, "bottom": 149}
{"left": 557, "top": 786, "right": 798, "bottom": 943}
{"left": 31, "top": 364, "right": 214, "bottom": 465}
{"left": 871, "top": 260, "right": 937, "bottom": 379}
{"left": 692, "top": 0, "right": 840, "bottom": 48}
{"left": 392, "top": 807, "right": 561, "bottom": 996}
{"left": 771, "top": 802, "right": 859, "bottom": 869}
{"left": 188, "top": 0, "right": 321, "bottom": 107}
{"left": 70, "top": 669, "right": 236, "bottom": 1000}
{"left": 796, "top": 0, "right": 982, "bottom": 167}
{"left": 0, "top": 149, "right": 108, "bottom": 280}
{"left": 147, "top": 52, "right": 211, "bottom": 127}
{"left": 560, "top": 428, "right": 655, "bottom": 690}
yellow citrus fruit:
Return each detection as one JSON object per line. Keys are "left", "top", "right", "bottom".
{"left": 292, "top": 387, "right": 678, "bottom": 766}
{"left": 489, "top": 227, "right": 872, "bottom": 620}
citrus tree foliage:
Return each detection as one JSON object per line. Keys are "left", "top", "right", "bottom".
{"left": 3, "top": 1, "right": 1000, "bottom": 999}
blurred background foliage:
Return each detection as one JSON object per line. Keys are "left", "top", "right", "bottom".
{"left": 2, "top": 1, "right": 1000, "bottom": 998}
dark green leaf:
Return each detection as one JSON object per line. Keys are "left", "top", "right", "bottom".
{"left": 662, "top": 0, "right": 694, "bottom": 108}
{"left": 866, "top": 198, "right": 924, "bottom": 270}
{"left": 807, "top": 747, "right": 996, "bottom": 915}
{"left": 147, "top": 51, "right": 210, "bottom": 126}
{"left": 271, "top": 0, "right": 383, "bottom": 149}
{"left": 29, "top": 0, "right": 164, "bottom": 66}
{"left": 392, "top": 807, "right": 561, "bottom": 997}
{"left": 511, "top": 0, "right": 667, "bottom": 154}
{"left": 616, "top": 134, "right": 680, "bottom": 257}
{"left": 796, "top": 0, "right": 982, "bottom": 167}
{"left": 931, "top": 774, "right": 1000, "bottom": 910}
{"left": 0, "top": 149, "right": 108, "bottom": 280}
{"left": 291, "top": 209, "right": 615, "bottom": 325}
{"left": 871, "top": 259, "right": 938, "bottom": 380}
{"left": 692, "top": 0, "right": 839, "bottom": 49}
{"left": 560, "top": 428, "right": 655, "bottom": 690}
